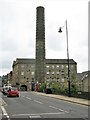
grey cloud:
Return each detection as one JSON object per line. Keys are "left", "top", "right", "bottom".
{"left": 1, "top": 38, "right": 20, "bottom": 52}
{"left": 46, "top": 35, "right": 66, "bottom": 51}
{"left": 0, "top": 61, "right": 11, "bottom": 69}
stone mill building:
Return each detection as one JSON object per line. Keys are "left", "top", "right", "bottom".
{"left": 8, "top": 6, "right": 77, "bottom": 91}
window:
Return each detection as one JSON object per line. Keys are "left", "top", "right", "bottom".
{"left": 57, "top": 78, "right": 60, "bottom": 82}
{"left": 31, "top": 72, "right": 34, "bottom": 75}
{"left": 52, "top": 65, "right": 54, "bottom": 69}
{"left": 52, "top": 78, "right": 55, "bottom": 81}
{"left": 46, "top": 65, "right": 49, "bottom": 68}
{"left": 61, "top": 78, "right": 64, "bottom": 82}
{"left": 61, "top": 65, "right": 64, "bottom": 69}
{"left": 46, "top": 72, "right": 49, "bottom": 75}
{"left": 56, "top": 65, "right": 59, "bottom": 68}
{"left": 66, "top": 65, "right": 68, "bottom": 68}
{"left": 46, "top": 79, "right": 50, "bottom": 82}
{"left": 52, "top": 72, "right": 54, "bottom": 75}
{"left": 27, "top": 71, "right": 30, "bottom": 74}
{"left": 71, "top": 65, "right": 73, "bottom": 69}
{"left": 21, "top": 72, "right": 24, "bottom": 75}
{"left": 61, "top": 72, "right": 64, "bottom": 75}
{"left": 57, "top": 71, "right": 59, "bottom": 75}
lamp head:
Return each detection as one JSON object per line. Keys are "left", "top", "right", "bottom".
{"left": 58, "top": 27, "right": 62, "bottom": 33}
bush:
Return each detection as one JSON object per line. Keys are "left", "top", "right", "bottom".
{"left": 39, "top": 83, "right": 46, "bottom": 92}
{"left": 51, "top": 83, "right": 60, "bottom": 94}
{"left": 70, "top": 84, "right": 78, "bottom": 94}
{"left": 39, "top": 82, "right": 79, "bottom": 96}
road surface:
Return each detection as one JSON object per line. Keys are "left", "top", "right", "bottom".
{"left": 1, "top": 91, "right": 88, "bottom": 119}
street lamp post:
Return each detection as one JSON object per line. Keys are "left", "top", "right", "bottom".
{"left": 58, "top": 19, "right": 71, "bottom": 97}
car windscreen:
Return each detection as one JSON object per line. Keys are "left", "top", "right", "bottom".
{"left": 11, "top": 87, "right": 17, "bottom": 91}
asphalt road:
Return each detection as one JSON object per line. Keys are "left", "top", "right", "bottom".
{"left": 1, "top": 91, "right": 88, "bottom": 119}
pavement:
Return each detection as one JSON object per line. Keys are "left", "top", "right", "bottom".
{"left": 33, "top": 91, "right": 89, "bottom": 106}
{"left": 0, "top": 97, "right": 7, "bottom": 106}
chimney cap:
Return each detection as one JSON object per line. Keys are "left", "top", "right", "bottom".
{"left": 37, "top": 6, "right": 44, "bottom": 9}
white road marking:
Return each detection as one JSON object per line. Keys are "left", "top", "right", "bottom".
{"left": 12, "top": 112, "right": 66, "bottom": 116}
{"left": 49, "top": 105, "right": 69, "bottom": 113}
{"left": 58, "top": 108, "right": 64, "bottom": 112}
{"left": 34, "top": 100, "right": 43, "bottom": 104}
{"left": 26, "top": 97, "right": 32, "bottom": 100}
{"left": 1, "top": 106, "right": 10, "bottom": 119}
{"left": 59, "top": 109, "right": 69, "bottom": 113}
{"left": 29, "top": 115, "right": 41, "bottom": 118}
{"left": 1, "top": 106, "right": 8, "bottom": 115}
{"left": 49, "top": 105, "right": 58, "bottom": 110}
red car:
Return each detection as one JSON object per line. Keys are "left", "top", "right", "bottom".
{"left": 7, "top": 87, "right": 19, "bottom": 97}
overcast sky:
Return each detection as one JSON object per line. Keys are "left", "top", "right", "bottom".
{"left": 0, "top": 0, "right": 88, "bottom": 76}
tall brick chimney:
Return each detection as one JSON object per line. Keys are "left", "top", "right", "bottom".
{"left": 35, "top": 6, "right": 46, "bottom": 83}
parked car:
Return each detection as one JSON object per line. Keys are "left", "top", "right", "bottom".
{"left": 7, "top": 87, "right": 19, "bottom": 97}
{"left": 45, "top": 88, "right": 52, "bottom": 94}
{"left": 2, "top": 86, "right": 12, "bottom": 95}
